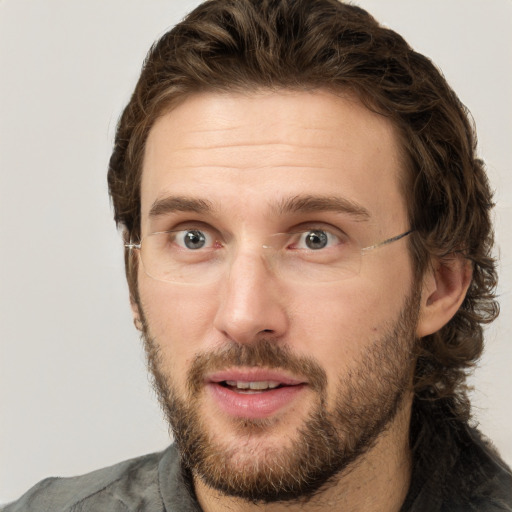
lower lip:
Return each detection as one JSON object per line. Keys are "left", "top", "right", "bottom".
{"left": 207, "top": 383, "right": 306, "bottom": 419}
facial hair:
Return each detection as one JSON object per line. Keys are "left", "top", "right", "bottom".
{"left": 140, "top": 290, "right": 419, "bottom": 504}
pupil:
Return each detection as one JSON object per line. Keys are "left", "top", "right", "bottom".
{"left": 306, "top": 231, "right": 328, "bottom": 250}
{"left": 184, "top": 230, "right": 206, "bottom": 249}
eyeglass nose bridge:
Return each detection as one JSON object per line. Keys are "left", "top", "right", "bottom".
{"left": 224, "top": 243, "right": 280, "bottom": 284}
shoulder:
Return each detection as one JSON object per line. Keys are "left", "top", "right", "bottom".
{"left": 1, "top": 447, "right": 176, "bottom": 512}
{"left": 433, "top": 426, "right": 512, "bottom": 511}
{"left": 406, "top": 403, "right": 512, "bottom": 512}
{"left": 450, "top": 428, "right": 512, "bottom": 511}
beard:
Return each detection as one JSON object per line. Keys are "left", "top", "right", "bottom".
{"left": 139, "top": 290, "right": 419, "bottom": 504}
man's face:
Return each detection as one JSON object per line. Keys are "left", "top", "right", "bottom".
{"left": 135, "top": 90, "right": 419, "bottom": 501}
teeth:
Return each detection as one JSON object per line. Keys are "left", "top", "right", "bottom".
{"left": 225, "top": 380, "right": 281, "bottom": 390}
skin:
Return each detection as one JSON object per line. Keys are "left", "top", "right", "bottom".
{"left": 132, "top": 89, "right": 471, "bottom": 511}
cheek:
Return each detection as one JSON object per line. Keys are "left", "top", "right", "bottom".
{"left": 289, "top": 286, "right": 377, "bottom": 355}
{"left": 138, "top": 279, "right": 217, "bottom": 376}
{"left": 287, "top": 276, "right": 411, "bottom": 383}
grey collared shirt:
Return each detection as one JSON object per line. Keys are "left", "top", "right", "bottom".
{"left": 1, "top": 445, "right": 200, "bottom": 512}
{"left": 3, "top": 435, "right": 511, "bottom": 511}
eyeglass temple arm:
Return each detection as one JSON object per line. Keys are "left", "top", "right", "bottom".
{"left": 362, "top": 229, "right": 413, "bottom": 253}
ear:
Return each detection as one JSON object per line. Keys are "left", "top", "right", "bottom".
{"left": 416, "top": 255, "right": 472, "bottom": 338}
{"left": 130, "top": 295, "right": 143, "bottom": 331}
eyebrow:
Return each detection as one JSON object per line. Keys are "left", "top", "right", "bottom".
{"left": 148, "top": 194, "right": 370, "bottom": 221}
{"left": 148, "top": 196, "right": 215, "bottom": 217}
{"left": 272, "top": 195, "right": 371, "bottom": 220}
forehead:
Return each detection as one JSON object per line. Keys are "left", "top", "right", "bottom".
{"left": 141, "top": 89, "right": 407, "bottom": 231}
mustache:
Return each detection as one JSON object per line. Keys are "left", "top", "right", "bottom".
{"left": 186, "top": 339, "right": 327, "bottom": 395}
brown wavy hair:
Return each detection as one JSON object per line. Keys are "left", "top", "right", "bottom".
{"left": 107, "top": 0, "right": 498, "bottom": 413}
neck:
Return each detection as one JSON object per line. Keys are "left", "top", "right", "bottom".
{"left": 194, "top": 393, "right": 413, "bottom": 512}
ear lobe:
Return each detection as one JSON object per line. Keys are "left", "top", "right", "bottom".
{"left": 416, "top": 256, "right": 472, "bottom": 338}
{"left": 130, "top": 296, "right": 143, "bottom": 331}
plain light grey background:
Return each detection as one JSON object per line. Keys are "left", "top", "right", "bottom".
{"left": 1, "top": 0, "right": 511, "bottom": 504}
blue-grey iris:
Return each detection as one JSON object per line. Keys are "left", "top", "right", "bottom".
{"left": 305, "top": 230, "right": 328, "bottom": 250}
{"left": 184, "top": 230, "right": 206, "bottom": 250}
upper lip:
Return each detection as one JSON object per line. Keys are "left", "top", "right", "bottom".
{"left": 207, "top": 368, "right": 306, "bottom": 386}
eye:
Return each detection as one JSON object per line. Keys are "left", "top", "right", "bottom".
{"left": 294, "top": 229, "right": 340, "bottom": 250}
{"left": 174, "top": 229, "right": 212, "bottom": 250}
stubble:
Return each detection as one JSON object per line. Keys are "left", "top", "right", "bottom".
{"left": 139, "top": 290, "right": 420, "bottom": 503}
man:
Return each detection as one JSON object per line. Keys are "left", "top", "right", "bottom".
{"left": 4, "top": 0, "right": 511, "bottom": 510}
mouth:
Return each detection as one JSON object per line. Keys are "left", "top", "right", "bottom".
{"left": 221, "top": 380, "right": 285, "bottom": 392}
{"left": 205, "top": 369, "right": 307, "bottom": 419}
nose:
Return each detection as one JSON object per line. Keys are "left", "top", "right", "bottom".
{"left": 213, "top": 250, "right": 289, "bottom": 344}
